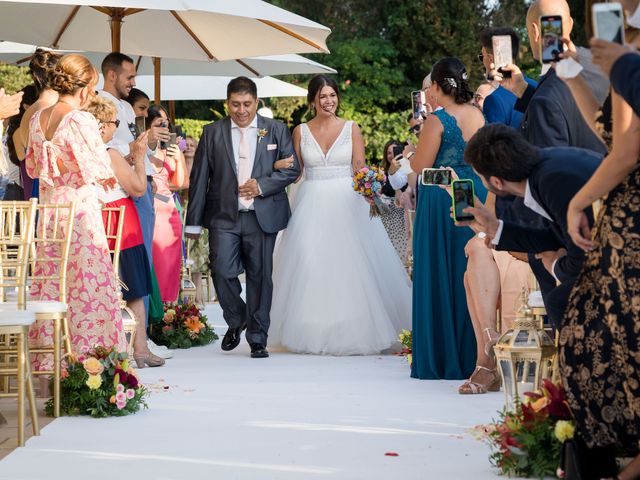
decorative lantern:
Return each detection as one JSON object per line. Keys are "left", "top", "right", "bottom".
{"left": 494, "top": 289, "right": 556, "bottom": 407}
{"left": 179, "top": 261, "right": 197, "bottom": 305}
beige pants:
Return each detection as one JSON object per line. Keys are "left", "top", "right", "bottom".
{"left": 492, "top": 250, "right": 531, "bottom": 331}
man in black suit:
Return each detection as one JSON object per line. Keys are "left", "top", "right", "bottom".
{"left": 460, "top": 124, "right": 603, "bottom": 328}
{"left": 488, "top": 0, "right": 607, "bottom": 313}
{"left": 185, "top": 77, "right": 300, "bottom": 358}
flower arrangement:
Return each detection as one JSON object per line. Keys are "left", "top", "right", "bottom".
{"left": 398, "top": 329, "right": 412, "bottom": 366}
{"left": 352, "top": 166, "right": 389, "bottom": 217}
{"left": 45, "top": 346, "right": 148, "bottom": 418}
{"left": 152, "top": 301, "right": 218, "bottom": 349}
{"left": 473, "top": 380, "right": 574, "bottom": 479}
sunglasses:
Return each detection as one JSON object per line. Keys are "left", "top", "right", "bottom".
{"left": 408, "top": 124, "right": 421, "bottom": 135}
{"left": 103, "top": 119, "right": 121, "bottom": 128}
{"left": 477, "top": 53, "right": 493, "bottom": 63}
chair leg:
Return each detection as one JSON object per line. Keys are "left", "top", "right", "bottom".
{"left": 25, "top": 337, "right": 39, "bottom": 436}
{"left": 17, "top": 331, "right": 25, "bottom": 447}
{"left": 61, "top": 316, "right": 72, "bottom": 357}
{"left": 53, "top": 318, "right": 61, "bottom": 418}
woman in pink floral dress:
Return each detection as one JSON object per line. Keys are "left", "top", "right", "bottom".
{"left": 26, "top": 54, "right": 126, "bottom": 370}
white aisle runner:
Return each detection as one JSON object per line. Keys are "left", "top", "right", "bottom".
{"left": 0, "top": 304, "right": 503, "bottom": 479}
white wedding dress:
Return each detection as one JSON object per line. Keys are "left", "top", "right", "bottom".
{"left": 269, "top": 121, "right": 412, "bottom": 355}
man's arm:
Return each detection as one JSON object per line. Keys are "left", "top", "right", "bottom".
{"left": 256, "top": 122, "right": 300, "bottom": 197}
{"left": 496, "top": 222, "right": 564, "bottom": 253}
{"left": 185, "top": 127, "right": 211, "bottom": 233}
{"left": 482, "top": 93, "right": 509, "bottom": 125}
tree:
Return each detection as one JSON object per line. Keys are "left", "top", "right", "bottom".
{"left": 0, "top": 65, "right": 32, "bottom": 94}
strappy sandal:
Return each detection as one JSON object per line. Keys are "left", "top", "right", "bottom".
{"left": 458, "top": 366, "right": 501, "bottom": 395}
{"left": 483, "top": 327, "right": 501, "bottom": 359}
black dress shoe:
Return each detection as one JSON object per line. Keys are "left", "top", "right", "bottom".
{"left": 221, "top": 323, "right": 246, "bottom": 351}
{"left": 250, "top": 344, "right": 269, "bottom": 358}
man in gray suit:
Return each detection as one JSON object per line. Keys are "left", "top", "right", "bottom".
{"left": 185, "top": 77, "right": 300, "bottom": 358}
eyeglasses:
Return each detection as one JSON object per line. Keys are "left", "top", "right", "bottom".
{"left": 103, "top": 119, "right": 120, "bottom": 128}
{"left": 408, "top": 124, "right": 421, "bottom": 135}
{"left": 477, "top": 53, "right": 493, "bottom": 63}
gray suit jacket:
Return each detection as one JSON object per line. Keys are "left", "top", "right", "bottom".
{"left": 186, "top": 115, "right": 300, "bottom": 234}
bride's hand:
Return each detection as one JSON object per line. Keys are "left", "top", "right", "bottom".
{"left": 274, "top": 156, "right": 294, "bottom": 170}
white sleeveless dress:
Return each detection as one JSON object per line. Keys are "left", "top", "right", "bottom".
{"left": 269, "top": 121, "right": 412, "bottom": 355}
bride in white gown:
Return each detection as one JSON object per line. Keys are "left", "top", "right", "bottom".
{"left": 269, "top": 75, "right": 412, "bottom": 355}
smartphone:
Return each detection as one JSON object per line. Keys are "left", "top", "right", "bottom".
{"left": 540, "top": 15, "right": 563, "bottom": 64}
{"left": 452, "top": 179, "right": 475, "bottom": 222}
{"left": 411, "top": 90, "right": 426, "bottom": 120}
{"left": 174, "top": 125, "right": 183, "bottom": 138}
{"left": 134, "top": 116, "right": 146, "bottom": 138}
{"left": 592, "top": 2, "right": 625, "bottom": 45}
{"left": 392, "top": 144, "right": 404, "bottom": 158}
{"left": 492, "top": 35, "right": 513, "bottom": 78}
{"left": 421, "top": 168, "right": 452, "bottom": 186}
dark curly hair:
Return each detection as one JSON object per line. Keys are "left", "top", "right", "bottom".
{"left": 431, "top": 57, "right": 474, "bottom": 105}
{"left": 29, "top": 48, "right": 62, "bottom": 94}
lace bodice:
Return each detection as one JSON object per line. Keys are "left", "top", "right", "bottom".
{"left": 432, "top": 109, "right": 470, "bottom": 169}
{"left": 300, "top": 121, "right": 353, "bottom": 180}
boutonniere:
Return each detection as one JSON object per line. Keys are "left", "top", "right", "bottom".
{"left": 258, "top": 128, "right": 268, "bottom": 143}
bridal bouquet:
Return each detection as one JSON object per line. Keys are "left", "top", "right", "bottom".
{"left": 152, "top": 301, "right": 218, "bottom": 349}
{"left": 45, "top": 346, "right": 148, "bottom": 418}
{"left": 473, "top": 380, "right": 574, "bottom": 479}
{"left": 352, "top": 166, "right": 389, "bottom": 217}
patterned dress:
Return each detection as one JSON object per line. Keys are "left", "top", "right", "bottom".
{"left": 559, "top": 94, "right": 640, "bottom": 450}
{"left": 26, "top": 109, "right": 126, "bottom": 370}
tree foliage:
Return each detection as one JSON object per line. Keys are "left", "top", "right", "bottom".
{"left": 0, "top": 65, "right": 32, "bottom": 94}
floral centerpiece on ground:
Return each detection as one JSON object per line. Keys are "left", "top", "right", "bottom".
{"left": 472, "top": 379, "right": 574, "bottom": 479}
{"left": 45, "top": 346, "right": 148, "bottom": 418}
{"left": 352, "top": 166, "right": 389, "bottom": 217}
{"left": 152, "top": 301, "right": 218, "bottom": 349}
{"left": 398, "top": 329, "right": 412, "bottom": 366}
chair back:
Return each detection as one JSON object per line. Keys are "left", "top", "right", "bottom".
{"left": 101, "top": 205, "right": 126, "bottom": 276}
{"left": 0, "top": 199, "right": 38, "bottom": 308}
{"left": 29, "top": 202, "right": 76, "bottom": 304}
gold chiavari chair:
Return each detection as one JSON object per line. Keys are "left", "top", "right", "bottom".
{"left": 102, "top": 205, "right": 136, "bottom": 359}
{"left": 24, "top": 202, "right": 76, "bottom": 418}
{"left": 0, "top": 199, "right": 40, "bottom": 446}
{"left": 181, "top": 200, "right": 215, "bottom": 306}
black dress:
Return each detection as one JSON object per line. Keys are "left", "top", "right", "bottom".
{"left": 559, "top": 94, "right": 640, "bottom": 450}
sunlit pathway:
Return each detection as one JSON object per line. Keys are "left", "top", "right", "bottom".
{"left": 0, "top": 304, "right": 504, "bottom": 479}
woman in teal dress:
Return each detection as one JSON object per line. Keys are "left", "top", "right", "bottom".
{"left": 410, "top": 58, "right": 487, "bottom": 380}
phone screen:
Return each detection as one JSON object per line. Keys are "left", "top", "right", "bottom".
{"left": 134, "top": 116, "right": 146, "bottom": 138}
{"left": 492, "top": 35, "right": 513, "bottom": 70}
{"left": 453, "top": 180, "right": 474, "bottom": 221}
{"left": 411, "top": 90, "right": 426, "bottom": 120}
{"left": 422, "top": 168, "right": 452, "bottom": 186}
{"left": 593, "top": 6, "right": 624, "bottom": 45}
{"left": 540, "top": 16, "right": 563, "bottom": 63}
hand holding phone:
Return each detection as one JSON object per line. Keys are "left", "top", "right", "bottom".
{"left": 392, "top": 144, "right": 404, "bottom": 158}
{"left": 134, "top": 116, "right": 146, "bottom": 138}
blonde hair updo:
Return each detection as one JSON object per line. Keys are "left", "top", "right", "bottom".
{"left": 48, "top": 54, "right": 98, "bottom": 96}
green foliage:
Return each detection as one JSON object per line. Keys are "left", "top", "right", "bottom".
{"left": 0, "top": 64, "right": 32, "bottom": 94}
{"left": 174, "top": 118, "right": 210, "bottom": 141}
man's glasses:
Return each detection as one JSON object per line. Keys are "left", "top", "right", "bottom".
{"left": 103, "top": 119, "right": 121, "bottom": 128}
{"left": 477, "top": 53, "right": 493, "bottom": 63}
{"left": 408, "top": 124, "right": 421, "bottom": 135}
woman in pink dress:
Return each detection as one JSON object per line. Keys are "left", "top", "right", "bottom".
{"left": 147, "top": 105, "right": 188, "bottom": 303}
{"left": 26, "top": 54, "right": 126, "bottom": 369}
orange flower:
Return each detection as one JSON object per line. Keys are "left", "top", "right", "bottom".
{"left": 185, "top": 316, "right": 203, "bottom": 334}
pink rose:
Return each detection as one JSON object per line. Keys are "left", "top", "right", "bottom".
{"left": 116, "top": 384, "right": 125, "bottom": 394}
{"left": 115, "top": 391, "right": 126, "bottom": 403}
{"left": 126, "top": 389, "right": 135, "bottom": 400}
{"left": 116, "top": 400, "right": 127, "bottom": 410}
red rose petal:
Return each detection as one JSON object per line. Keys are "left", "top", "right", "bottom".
{"left": 384, "top": 452, "right": 399, "bottom": 457}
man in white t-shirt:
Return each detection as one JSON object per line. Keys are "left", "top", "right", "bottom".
{"left": 99, "top": 52, "right": 171, "bottom": 357}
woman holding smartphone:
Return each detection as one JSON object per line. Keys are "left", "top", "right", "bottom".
{"left": 409, "top": 57, "right": 488, "bottom": 382}
{"left": 379, "top": 139, "right": 409, "bottom": 261}
{"left": 147, "top": 105, "right": 188, "bottom": 303}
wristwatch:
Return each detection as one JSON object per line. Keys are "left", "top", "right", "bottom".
{"left": 406, "top": 152, "right": 415, "bottom": 159}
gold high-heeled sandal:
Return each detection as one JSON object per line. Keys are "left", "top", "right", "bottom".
{"left": 483, "top": 327, "right": 500, "bottom": 359}
{"left": 133, "top": 352, "right": 166, "bottom": 368}
{"left": 458, "top": 366, "right": 501, "bottom": 395}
